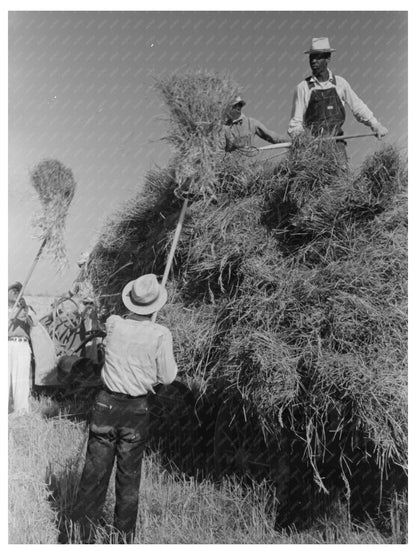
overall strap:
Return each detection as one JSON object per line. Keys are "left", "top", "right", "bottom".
{"left": 305, "top": 76, "right": 315, "bottom": 90}
{"left": 306, "top": 74, "right": 337, "bottom": 89}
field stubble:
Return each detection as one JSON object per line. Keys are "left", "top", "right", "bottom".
{"left": 8, "top": 397, "right": 407, "bottom": 544}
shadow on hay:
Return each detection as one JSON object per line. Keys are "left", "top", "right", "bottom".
{"left": 148, "top": 379, "right": 407, "bottom": 531}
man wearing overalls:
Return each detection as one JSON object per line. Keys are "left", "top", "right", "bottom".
{"left": 288, "top": 37, "right": 388, "bottom": 167}
{"left": 222, "top": 96, "right": 285, "bottom": 152}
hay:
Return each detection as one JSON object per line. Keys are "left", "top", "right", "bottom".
{"left": 155, "top": 70, "right": 240, "bottom": 199}
{"left": 87, "top": 71, "right": 407, "bottom": 503}
{"left": 30, "top": 158, "right": 76, "bottom": 266}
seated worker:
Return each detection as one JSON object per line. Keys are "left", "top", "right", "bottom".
{"left": 8, "top": 281, "right": 37, "bottom": 414}
{"left": 221, "top": 96, "right": 285, "bottom": 152}
{"left": 69, "top": 274, "right": 178, "bottom": 543}
{"left": 288, "top": 37, "right": 388, "bottom": 167}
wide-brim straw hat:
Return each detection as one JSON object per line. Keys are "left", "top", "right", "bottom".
{"left": 122, "top": 274, "right": 167, "bottom": 315}
{"left": 304, "top": 37, "right": 336, "bottom": 54}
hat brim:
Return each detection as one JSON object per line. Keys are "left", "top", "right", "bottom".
{"left": 304, "top": 48, "right": 336, "bottom": 54}
{"left": 231, "top": 100, "right": 246, "bottom": 107}
{"left": 8, "top": 281, "right": 23, "bottom": 292}
{"left": 121, "top": 280, "right": 168, "bottom": 315}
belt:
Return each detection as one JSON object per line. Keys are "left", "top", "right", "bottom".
{"left": 102, "top": 385, "right": 148, "bottom": 400}
{"left": 8, "top": 336, "right": 29, "bottom": 342}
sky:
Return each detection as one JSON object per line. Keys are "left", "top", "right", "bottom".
{"left": 8, "top": 9, "right": 408, "bottom": 295}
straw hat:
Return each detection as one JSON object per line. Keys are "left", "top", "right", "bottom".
{"left": 304, "top": 37, "right": 336, "bottom": 54}
{"left": 122, "top": 274, "right": 167, "bottom": 315}
{"left": 8, "top": 281, "right": 23, "bottom": 293}
{"left": 230, "top": 95, "right": 246, "bottom": 107}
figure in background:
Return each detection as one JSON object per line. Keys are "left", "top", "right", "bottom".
{"left": 8, "top": 281, "right": 37, "bottom": 414}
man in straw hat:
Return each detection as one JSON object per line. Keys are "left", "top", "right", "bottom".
{"left": 288, "top": 37, "right": 388, "bottom": 165}
{"left": 8, "top": 281, "right": 37, "bottom": 414}
{"left": 68, "top": 274, "right": 177, "bottom": 543}
{"left": 222, "top": 95, "right": 285, "bottom": 152}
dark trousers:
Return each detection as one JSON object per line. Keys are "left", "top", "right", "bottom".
{"left": 71, "top": 389, "right": 149, "bottom": 543}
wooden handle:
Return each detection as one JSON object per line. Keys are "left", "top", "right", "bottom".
{"left": 151, "top": 197, "right": 189, "bottom": 323}
{"left": 9, "top": 237, "right": 47, "bottom": 322}
{"left": 258, "top": 132, "right": 377, "bottom": 151}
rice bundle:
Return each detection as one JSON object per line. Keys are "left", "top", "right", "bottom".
{"left": 30, "top": 158, "right": 76, "bottom": 266}
{"left": 156, "top": 70, "right": 240, "bottom": 199}
{"left": 87, "top": 71, "right": 407, "bottom": 516}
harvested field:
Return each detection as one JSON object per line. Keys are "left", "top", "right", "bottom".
{"left": 8, "top": 397, "right": 407, "bottom": 544}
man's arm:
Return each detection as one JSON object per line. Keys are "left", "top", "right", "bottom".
{"left": 253, "top": 119, "right": 286, "bottom": 144}
{"left": 338, "top": 76, "right": 388, "bottom": 138}
{"left": 288, "top": 83, "right": 308, "bottom": 137}
{"left": 19, "top": 298, "right": 38, "bottom": 327}
{"left": 156, "top": 329, "right": 178, "bottom": 385}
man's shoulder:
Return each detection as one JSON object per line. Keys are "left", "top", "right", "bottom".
{"left": 152, "top": 321, "right": 173, "bottom": 337}
{"left": 245, "top": 115, "right": 264, "bottom": 128}
{"left": 332, "top": 74, "right": 349, "bottom": 87}
{"left": 106, "top": 314, "right": 120, "bottom": 323}
{"left": 295, "top": 77, "right": 310, "bottom": 91}
{"left": 112, "top": 315, "right": 172, "bottom": 336}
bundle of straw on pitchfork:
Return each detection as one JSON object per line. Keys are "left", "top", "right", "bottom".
{"left": 10, "top": 158, "right": 76, "bottom": 315}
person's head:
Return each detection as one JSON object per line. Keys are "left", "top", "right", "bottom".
{"left": 304, "top": 37, "right": 335, "bottom": 77}
{"left": 122, "top": 274, "right": 167, "bottom": 317}
{"left": 309, "top": 52, "right": 331, "bottom": 76}
{"left": 8, "top": 281, "right": 22, "bottom": 307}
{"left": 226, "top": 96, "right": 246, "bottom": 122}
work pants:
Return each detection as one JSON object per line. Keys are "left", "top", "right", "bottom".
{"left": 8, "top": 339, "right": 31, "bottom": 414}
{"left": 71, "top": 389, "right": 149, "bottom": 543}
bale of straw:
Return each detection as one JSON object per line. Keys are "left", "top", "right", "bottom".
{"left": 30, "top": 158, "right": 76, "bottom": 266}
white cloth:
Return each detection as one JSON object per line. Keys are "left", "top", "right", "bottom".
{"left": 288, "top": 70, "right": 380, "bottom": 137}
{"left": 101, "top": 315, "right": 178, "bottom": 396}
{"left": 8, "top": 340, "right": 31, "bottom": 413}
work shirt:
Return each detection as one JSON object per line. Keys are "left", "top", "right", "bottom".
{"left": 8, "top": 303, "right": 36, "bottom": 339}
{"left": 101, "top": 314, "right": 178, "bottom": 397}
{"left": 288, "top": 70, "right": 380, "bottom": 137}
{"left": 221, "top": 114, "right": 281, "bottom": 151}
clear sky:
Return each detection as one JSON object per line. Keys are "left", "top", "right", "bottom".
{"left": 8, "top": 10, "right": 407, "bottom": 295}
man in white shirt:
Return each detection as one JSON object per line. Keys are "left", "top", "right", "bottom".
{"left": 68, "top": 274, "right": 177, "bottom": 543}
{"left": 288, "top": 37, "right": 388, "bottom": 165}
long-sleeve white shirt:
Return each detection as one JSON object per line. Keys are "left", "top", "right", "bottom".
{"left": 288, "top": 70, "right": 381, "bottom": 137}
{"left": 101, "top": 314, "right": 178, "bottom": 396}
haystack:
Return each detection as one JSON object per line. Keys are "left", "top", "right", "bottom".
{"left": 87, "top": 70, "right": 407, "bottom": 520}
